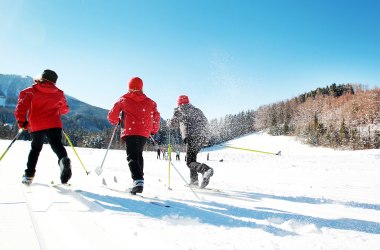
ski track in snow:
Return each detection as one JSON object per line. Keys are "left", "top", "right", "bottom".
{"left": 0, "top": 133, "right": 380, "bottom": 250}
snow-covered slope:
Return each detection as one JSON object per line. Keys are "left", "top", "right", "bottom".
{"left": 0, "top": 133, "right": 379, "bottom": 250}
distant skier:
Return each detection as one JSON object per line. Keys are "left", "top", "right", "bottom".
{"left": 162, "top": 149, "right": 166, "bottom": 160}
{"left": 164, "top": 151, "right": 168, "bottom": 160}
{"left": 108, "top": 77, "right": 160, "bottom": 194}
{"left": 169, "top": 95, "right": 214, "bottom": 188}
{"left": 176, "top": 150, "right": 180, "bottom": 161}
{"left": 157, "top": 148, "right": 161, "bottom": 159}
{"left": 14, "top": 69, "right": 72, "bottom": 185}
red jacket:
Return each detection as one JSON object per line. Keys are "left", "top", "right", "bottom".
{"left": 108, "top": 91, "right": 160, "bottom": 139}
{"left": 14, "top": 82, "right": 69, "bottom": 132}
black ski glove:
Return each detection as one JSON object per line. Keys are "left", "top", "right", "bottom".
{"left": 17, "top": 121, "right": 29, "bottom": 129}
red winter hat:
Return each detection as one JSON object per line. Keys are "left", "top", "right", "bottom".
{"left": 177, "top": 95, "right": 190, "bottom": 106}
{"left": 128, "top": 77, "right": 143, "bottom": 91}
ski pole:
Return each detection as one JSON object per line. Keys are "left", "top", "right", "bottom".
{"left": 0, "top": 128, "right": 23, "bottom": 162}
{"left": 170, "top": 161, "right": 201, "bottom": 200}
{"left": 95, "top": 122, "right": 119, "bottom": 176}
{"left": 223, "top": 145, "right": 281, "bottom": 155}
{"left": 149, "top": 135, "right": 157, "bottom": 145}
{"left": 167, "top": 143, "right": 172, "bottom": 189}
{"left": 167, "top": 123, "right": 172, "bottom": 190}
{"left": 63, "top": 131, "right": 90, "bottom": 175}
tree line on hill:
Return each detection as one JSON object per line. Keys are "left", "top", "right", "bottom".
{"left": 0, "top": 83, "right": 378, "bottom": 150}
{"left": 162, "top": 83, "right": 379, "bottom": 150}
{"left": 254, "top": 83, "right": 380, "bottom": 149}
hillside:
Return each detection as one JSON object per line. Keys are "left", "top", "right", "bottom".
{"left": 253, "top": 84, "right": 380, "bottom": 149}
{"left": 0, "top": 74, "right": 110, "bottom": 131}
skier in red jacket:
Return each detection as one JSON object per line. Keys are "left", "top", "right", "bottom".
{"left": 108, "top": 77, "right": 160, "bottom": 194}
{"left": 14, "top": 69, "right": 72, "bottom": 185}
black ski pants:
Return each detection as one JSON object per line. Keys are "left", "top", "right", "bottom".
{"left": 188, "top": 162, "right": 211, "bottom": 175}
{"left": 25, "top": 128, "right": 68, "bottom": 177}
{"left": 186, "top": 137, "right": 205, "bottom": 182}
{"left": 125, "top": 135, "right": 147, "bottom": 181}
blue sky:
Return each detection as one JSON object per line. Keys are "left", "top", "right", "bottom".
{"left": 1, "top": 0, "right": 380, "bottom": 120}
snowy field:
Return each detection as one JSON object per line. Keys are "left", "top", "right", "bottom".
{"left": 0, "top": 132, "right": 380, "bottom": 250}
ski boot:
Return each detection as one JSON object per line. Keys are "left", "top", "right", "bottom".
{"left": 130, "top": 180, "right": 144, "bottom": 195}
{"left": 200, "top": 168, "right": 214, "bottom": 188}
{"left": 189, "top": 179, "right": 199, "bottom": 187}
{"left": 21, "top": 174, "right": 34, "bottom": 185}
{"left": 59, "top": 157, "right": 72, "bottom": 184}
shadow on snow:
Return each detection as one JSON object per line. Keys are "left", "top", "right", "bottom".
{"left": 77, "top": 189, "right": 380, "bottom": 236}
{"left": 77, "top": 190, "right": 293, "bottom": 236}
